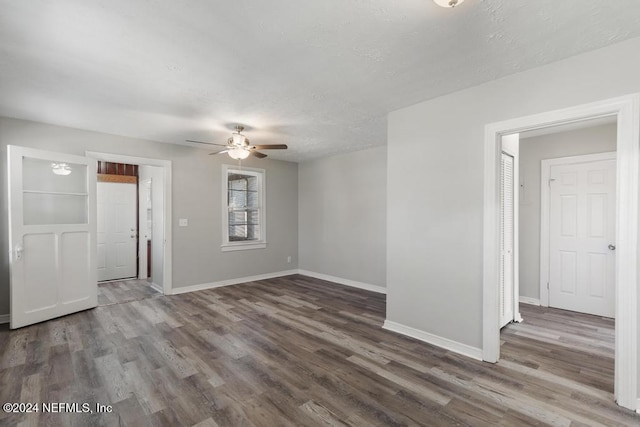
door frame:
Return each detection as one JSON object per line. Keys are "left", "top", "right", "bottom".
{"left": 482, "top": 94, "right": 639, "bottom": 410}
{"left": 86, "top": 151, "right": 172, "bottom": 295}
{"left": 539, "top": 152, "right": 617, "bottom": 307}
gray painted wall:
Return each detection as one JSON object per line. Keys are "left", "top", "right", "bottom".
{"left": 0, "top": 117, "right": 298, "bottom": 316}
{"left": 386, "top": 36, "right": 640, "bottom": 358}
{"left": 519, "top": 124, "right": 617, "bottom": 300}
{"left": 298, "top": 147, "right": 387, "bottom": 287}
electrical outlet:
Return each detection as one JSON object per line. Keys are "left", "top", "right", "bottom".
{"left": 179, "top": 218, "right": 188, "bottom": 227}
{"left": 287, "top": 256, "right": 291, "bottom": 263}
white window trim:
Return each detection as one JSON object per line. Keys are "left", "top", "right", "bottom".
{"left": 221, "top": 164, "right": 266, "bottom": 252}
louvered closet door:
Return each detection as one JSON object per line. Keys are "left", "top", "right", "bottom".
{"left": 500, "top": 152, "right": 515, "bottom": 328}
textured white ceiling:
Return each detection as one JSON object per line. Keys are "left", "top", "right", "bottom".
{"left": 1, "top": 0, "right": 639, "bottom": 162}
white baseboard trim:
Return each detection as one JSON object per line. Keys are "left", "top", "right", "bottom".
{"left": 170, "top": 270, "right": 299, "bottom": 295}
{"left": 149, "top": 282, "right": 163, "bottom": 294}
{"left": 519, "top": 296, "right": 541, "bottom": 306}
{"left": 297, "top": 270, "right": 386, "bottom": 294}
{"left": 0, "top": 314, "right": 9, "bottom": 325}
{"left": 170, "top": 269, "right": 386, "bottom": 297}
{"left": 383, "top": 320, "right": 482, "bottom": 361}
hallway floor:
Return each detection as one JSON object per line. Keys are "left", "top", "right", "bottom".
{"left": 98, "top": 279, "right": 162, "bottom": 306}
{"left": 501, "top": 303, "right": 615, "bottom": 393}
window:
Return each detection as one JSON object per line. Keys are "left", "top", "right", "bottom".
{"left": 221, "top": 165, "right": 266, "bottom": 251}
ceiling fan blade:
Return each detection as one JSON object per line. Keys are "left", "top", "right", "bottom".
{"left": 208, "top": 150, "right": 230, "bottom": 156}
{"left": 186, "top": 139, "right": 228, "bottom": 147}
{"left": 250, "top": 144, "right": 287, "bottom": 150}
{"left": 250, "top": 151, "right": 267, "bottom": 159}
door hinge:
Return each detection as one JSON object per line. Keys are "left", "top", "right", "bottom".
{"left": 547, "top": 282, "right": 550, "bottom": 289}
{"left": 548, "top": 178, "right": 555, "bottom": 187}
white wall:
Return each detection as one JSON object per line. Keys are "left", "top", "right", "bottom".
{"left": 386, "top": 35, "right": 640, "bottom": 365}
{"left": 519, "top": 123, "right": 617, "bottom": 301}
{"left": 138, "top": 165, "right": 165, "bottom": 288}
{"left": 0, "top": 117, "right": 299, "bottom": 316}
{"left": 298, "top": 147, "right": 387, "bottom": 288}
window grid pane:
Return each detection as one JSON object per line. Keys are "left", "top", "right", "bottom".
{"left": 227, "top": 172, "right": 261, "bottom": 242}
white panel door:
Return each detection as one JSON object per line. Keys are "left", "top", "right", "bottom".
{"left": 549, "top": 159, "right": 616, "bottom": 317}
{"left": 500, "top": 153, "right": 515, "bottom": 328}
{"left": 97, "top": 182, "right": 137, "bottom": 281}
{"left": 8, "top": 145, "right": 97, "bottom": 329}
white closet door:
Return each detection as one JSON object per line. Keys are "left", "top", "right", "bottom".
{"left": 8, "top": 145, "right": 97, "bottom": 329}
{"left": 548, "top": 159, "right": 615, "bottom": 317}
{"left": 500, "top": 152, "right": 515, "bottom": 328}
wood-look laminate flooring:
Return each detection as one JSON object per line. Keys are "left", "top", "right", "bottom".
{"left": 501, "top": 304, "right": 616, "bottom": 395}
{"left": 98, "top": 279, "right": 162, "bottom": 306}
{"left": 0, "top": 275, "right": 638, "bottom": 426}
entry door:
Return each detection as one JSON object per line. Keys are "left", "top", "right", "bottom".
{"left": 549, "top": 159, "right": 616, "bottom": 317}
{"left": 97, "top": 182, "right": 137, "bottom": 281}
{"left": 500, "top": 153, "right": 515, "bottom": 328}
{"left": 8, "top": 145, "right": 97, "bottom": 329}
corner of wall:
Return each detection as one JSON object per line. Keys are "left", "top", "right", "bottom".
{"left": 298, "top": 270, "right": 386, "bottom": 294}
{"left": 382, "top": 320, "right": 482, "bottom": 361}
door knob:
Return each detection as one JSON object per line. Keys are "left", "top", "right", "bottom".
{"left": 608, "top": 244, "right": 616, "bottom": 251}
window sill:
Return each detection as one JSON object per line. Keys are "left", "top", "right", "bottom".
{"left": 221, "top": 242, "right": 267, "bottom": 252}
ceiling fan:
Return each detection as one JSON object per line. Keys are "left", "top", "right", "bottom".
{"left": 186, "top": 125, "right": 287, "bottom": 160}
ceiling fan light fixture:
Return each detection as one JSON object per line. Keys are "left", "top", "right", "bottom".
{"left": 433, "top": 0, "right": 464, "bottom": 7}
{"left": 187, "top": 124, "right": 286, "bottom": 160}
{"left": 51, "top": 162, "right": 72, "bottom": 175}
{"left": 232, "top": 133, "right": 246, "bottom": 146}
{"left": 228, "top": 147, "right": 250, "bottom": 160}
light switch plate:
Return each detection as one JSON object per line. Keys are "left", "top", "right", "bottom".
{"left": 179, "top": 218, "right": 188, "bottom": 227}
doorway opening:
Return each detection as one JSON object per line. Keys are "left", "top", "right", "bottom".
{"left": 87, "top": 152, "right": 172, "bottom": 298}
{"left": 482, "top": 94, "right": 639, "bottom": 410}
{"left": 498, "top": 118, "right": 619, "bottom": 403}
